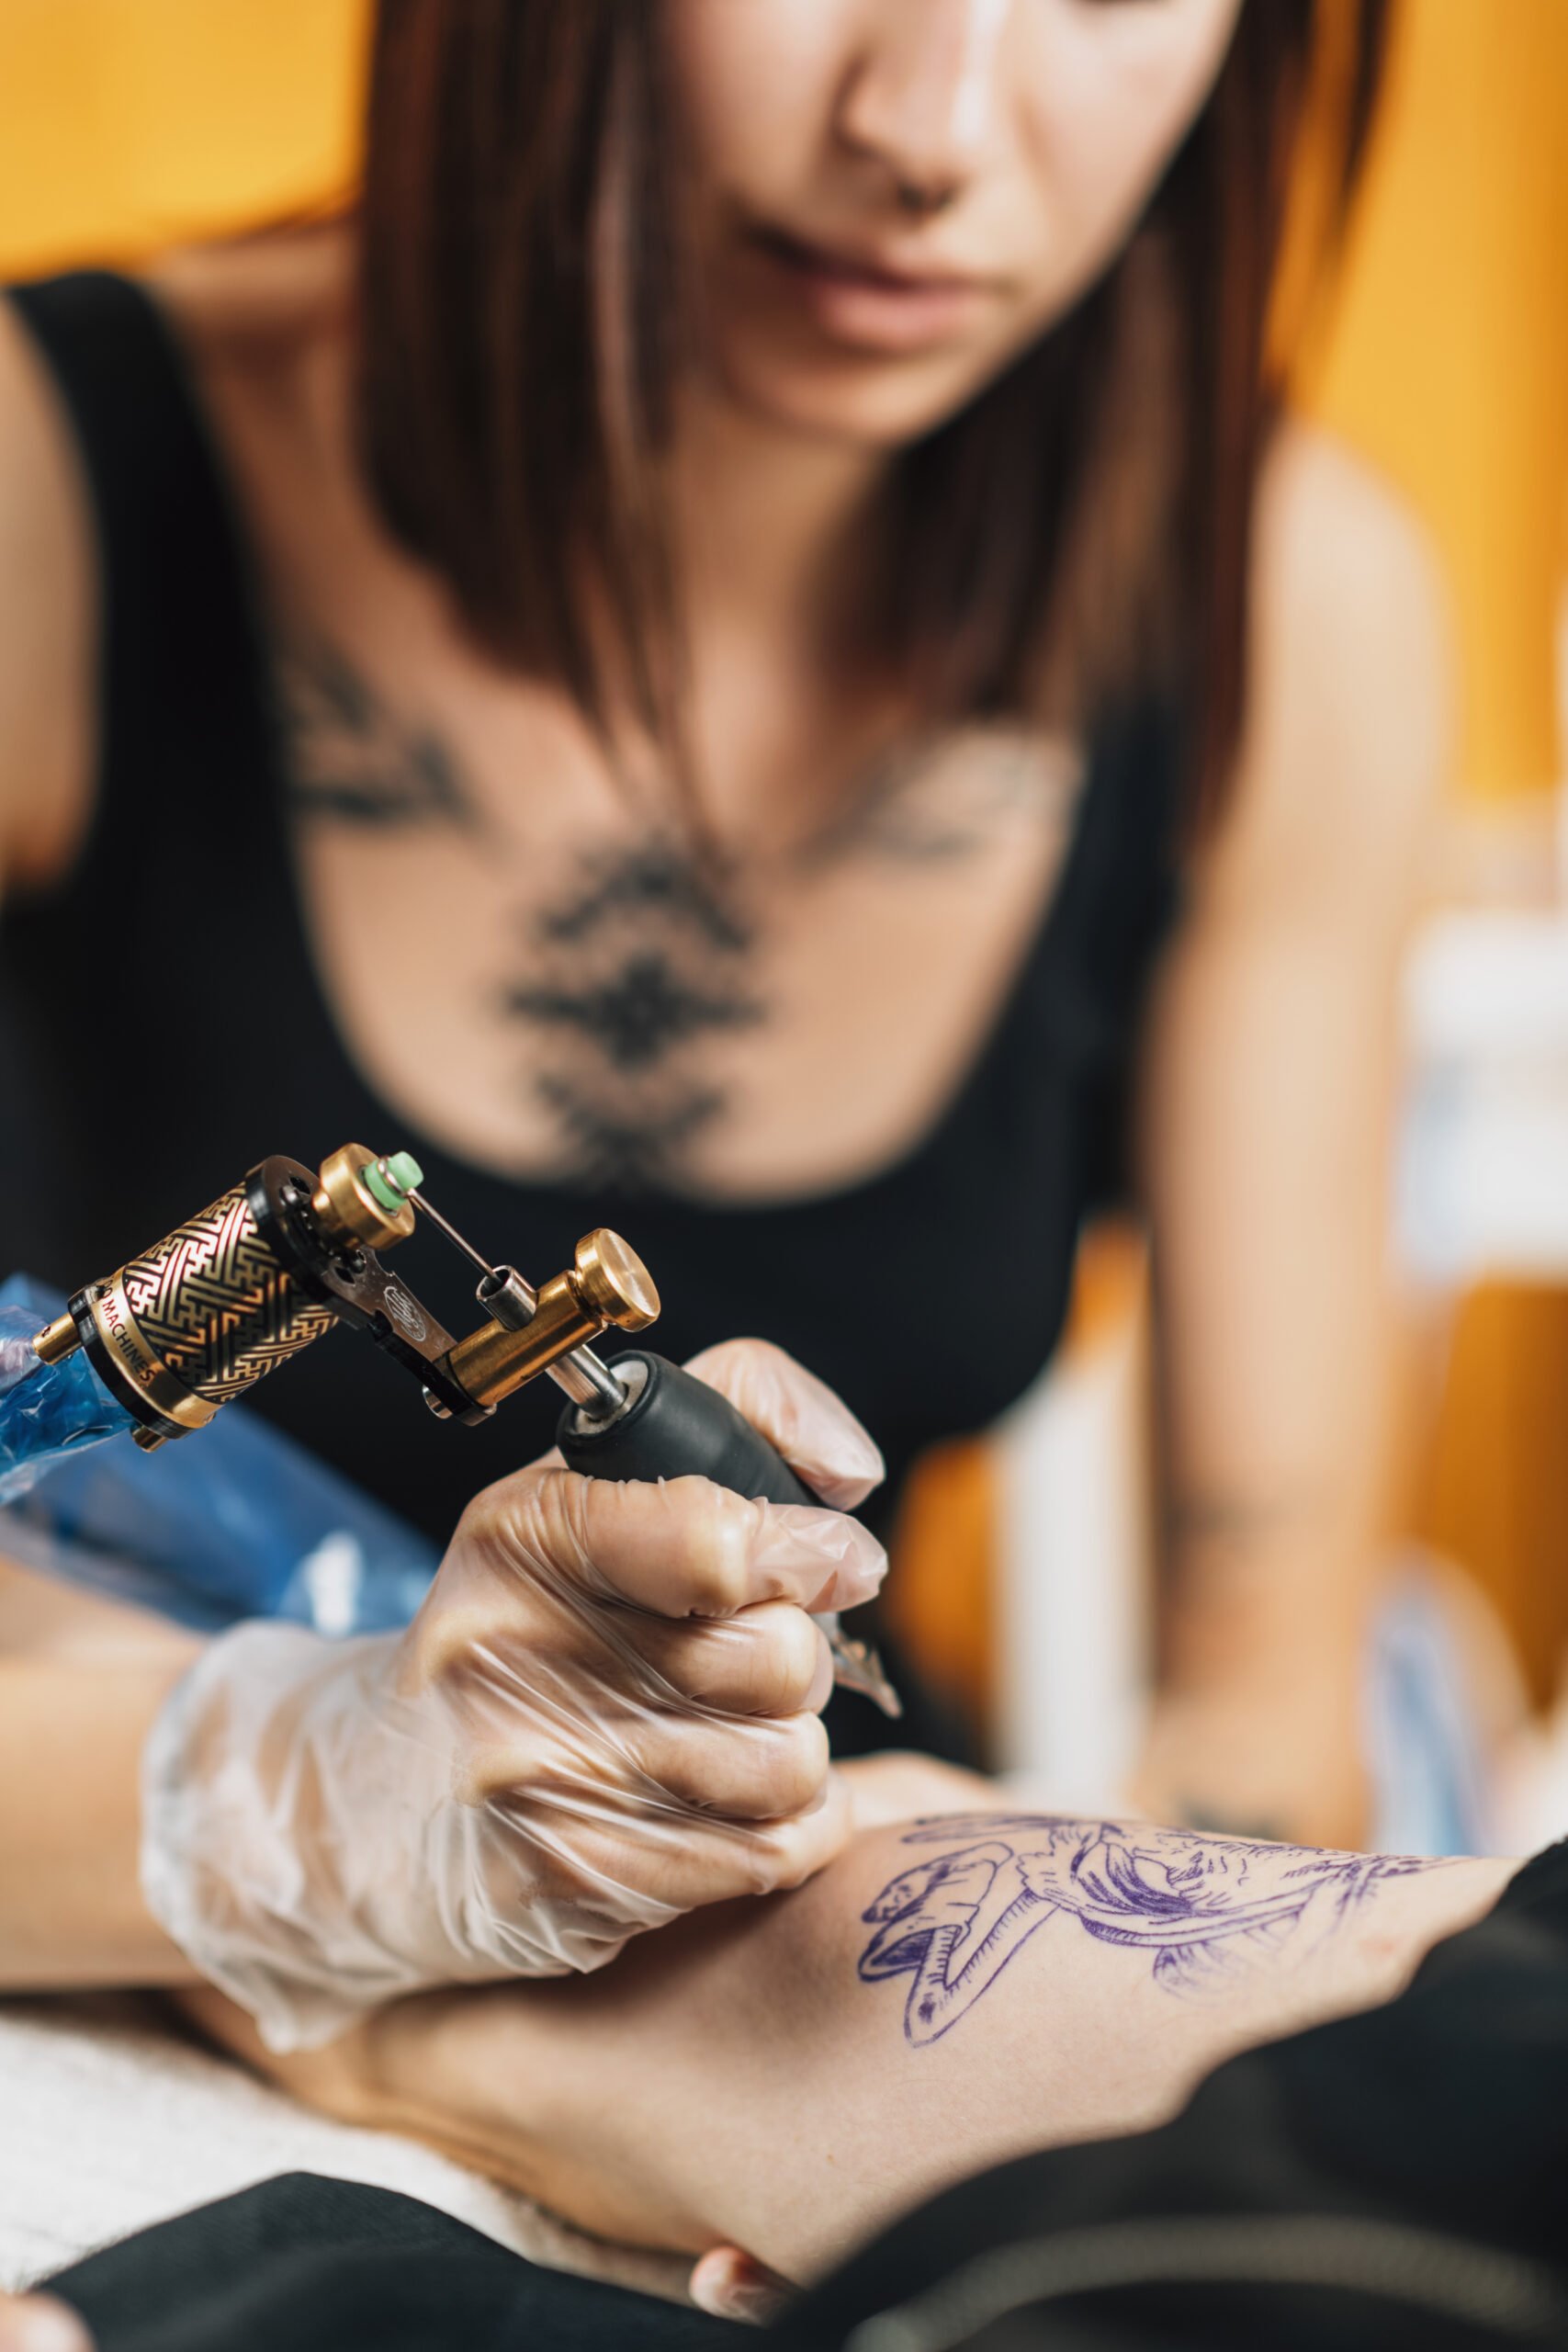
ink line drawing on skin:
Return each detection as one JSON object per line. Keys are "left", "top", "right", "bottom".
{"left": 858, "top": 1815, "right": 1454, "bottom": 2046}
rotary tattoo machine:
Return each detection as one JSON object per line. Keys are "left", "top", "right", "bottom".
{"left": 20, "top": 1141, "right": 899, "bottom": 1713}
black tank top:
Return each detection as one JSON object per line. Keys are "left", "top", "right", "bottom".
{"left": 0, "top": 271, "right": 1180, "bottom": 1553}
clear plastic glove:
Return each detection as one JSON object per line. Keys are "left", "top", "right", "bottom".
{"left": 141, "top": 1340, "right": 885, "bottom": 2052}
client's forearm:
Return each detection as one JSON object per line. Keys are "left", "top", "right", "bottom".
{"left": 0, "top": 1556, "right": 200, "bottom": 1984}
{"left": 333, "top": 1812, "right": 1513, "bottom": 2282}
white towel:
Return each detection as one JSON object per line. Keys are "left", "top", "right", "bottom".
{"left": 0, "top": 1992, "right": 689, "bottom": 2303}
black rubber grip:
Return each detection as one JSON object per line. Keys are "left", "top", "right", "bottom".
{"left": 556, "top": 1351, "right": 818, "bottom": 1507}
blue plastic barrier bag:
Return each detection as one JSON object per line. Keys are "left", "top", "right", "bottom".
{"left": 0, "top": 1273, "right": 439, "bottom": 1634}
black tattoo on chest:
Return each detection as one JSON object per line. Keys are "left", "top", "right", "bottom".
{"left": 279, "top": 638, "right": 489, "bottom": 835}
{"left": 507, "top": 950, "right": 760, "bottom": 1073}
{"left": 277, "top": 639, "right": 761, "bottom": 1189}
{"left": 796, "top": 724, "right": 1077, "bottom": 869}
{"left": 504, "top": 843, "right": 764, "bottom": 1192}
{"left": 277, "top": 636, "right": 1072, "bottom": 1192}
{"left": 859, "top": 1815, "right": 1451, "bottom": 2046}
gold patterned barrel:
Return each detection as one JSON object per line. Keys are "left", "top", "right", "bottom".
{"left": 83, "top": 1183, "right": 337, "bottom": 1433}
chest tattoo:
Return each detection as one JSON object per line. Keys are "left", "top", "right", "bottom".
{"left": 280, "top": 637, "right": 489, "bottom": 836}
{"left": 278, "top": 637, "right": 1071, "bottom": 1193}
{"left": 504, "top": 843, "right": 764, "bottom": 1192}
{"left": 797, "top": 724, "right": 1077, "bottom": 870}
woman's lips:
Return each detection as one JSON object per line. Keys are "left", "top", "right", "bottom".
{"left": 745, "top": 223, "right": 996, "bottom": 354}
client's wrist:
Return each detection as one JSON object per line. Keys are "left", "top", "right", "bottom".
{"left": 1324, "top": 1856, "right": 1515, "bottom": 2015}
{"left": 357, "top": 1984, "right": 605, "bottom": 2214}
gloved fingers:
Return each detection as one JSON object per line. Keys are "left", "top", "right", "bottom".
{"left": 661, "top": 1766, "right": 855, "bottom": 1901}
{"left": 495, "top": 1764, "right": 855, "bottom": 1914}
{"left": 465, "top": 1464, "right": 886, "bottom": 1622}
{"left": 630, "top": 1600, "right": 834, "bottom": 1717}
{"left": 406, "top": 1583, "right": 833, "bottom": 1728}
{"left": 462, "top": 1702, "right": 830, "bottom": 1823}
{"left": 624, "top": 1704, "right": 830, "bottom": 1819}
{"left": 680, "top": 1338, "right": 884, "bottom": 1510}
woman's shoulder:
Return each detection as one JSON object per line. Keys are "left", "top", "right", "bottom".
{"left": 146, "top": 221, "right": 352, "bottom": 379}
{"left": 0, "top": 293, "right": 95, "bottom": 889}
{"left": 0, "top": 228, "right": 352, "bottom": 895}
{"left": 1224, "top": 417, "right": 1454, "bottom": 888}
{"left": 1257, "top": 419, "right": 1450, "bottom": 676}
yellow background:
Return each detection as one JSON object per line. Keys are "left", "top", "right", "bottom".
{"left": 5, "top": 0, "right": 1568, "bottom": 1706}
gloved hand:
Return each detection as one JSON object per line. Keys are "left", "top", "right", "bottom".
{"left": 141, "top": 1340, "right": 886, "bottom": 2052}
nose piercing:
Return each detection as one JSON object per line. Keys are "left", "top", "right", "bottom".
{"left": 896, "top": 177, "right": 958, "bottom": 217}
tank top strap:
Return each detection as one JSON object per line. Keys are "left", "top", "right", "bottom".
{"left": 984, "top": 695, "right": 1183, "bottom": 1209}
{"left": 5, "top": 270, "right": 273, "bottom": 882}
{"left": 1015, "top": 696, "right": 1183, "bottom": 1070}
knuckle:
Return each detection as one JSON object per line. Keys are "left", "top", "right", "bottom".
{"left": 447, "top": 1480, "right": 560, "bottom": 1602}
{"left": 768, "top": 1711, "right": 830, "bottom": 1807}
{"left": 715, "top": 1823, "right": 793, "bottom": 1899}
{"left": 682, "top": 1485, "right": 761, "bottom": 1617}
{"left": 455, "top": 1736, "right": 529, "bottom": 1807}
{"left": 512, "top": 1466, "right": 589, "bottom": 1571}
{"left": 452, "top": 1473, "right": 533, "bottom": 1552}
{"left": 761, "top": 1605, "right": 827, "bottom": 1706}
{"left": 405, "top": 1597, "right": 497, "bottom": 1688}
{"left": 754, "top": 1806, "right": 835, "bottom": 1893}
{"left": 690, "top": 1713, "right": 828, "bottom": 1820}
{"left": 413, "top": 1581, "right": 558, "bottom": 1689}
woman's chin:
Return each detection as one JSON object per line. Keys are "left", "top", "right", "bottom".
{"left": 711, "top": 337, "right": 1006, "bottom": 451}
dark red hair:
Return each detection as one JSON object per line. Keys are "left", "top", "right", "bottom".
{"left": 358, "top": 1, "right": 1391, "bottom": 832}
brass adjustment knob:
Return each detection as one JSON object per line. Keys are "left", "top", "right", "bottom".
{"left": 570, "top": 1230, "right": 660, "bottom": 1331}
{"left": 441, "top": 1228, "right": 659, "bottom": 1411}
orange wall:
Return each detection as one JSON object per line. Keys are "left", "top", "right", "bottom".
{"left": 1309, "top": 0, "right": 1568, "bottom": 799}
{"left": 0, "top": 0, "right": 367, "bottom": 271}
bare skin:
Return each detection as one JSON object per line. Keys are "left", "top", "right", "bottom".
{"left": 0, "top": 0, "right": 1452, "bottom": 2003}
{"left": 0, "top": 2292, "right": 93, "bottom": 2352}
{"left": 186, "top": 1802, "right": 1512, "bottom": 2294}
{"left": 0, "top": 1560, "right": 197, "bottom": 1984}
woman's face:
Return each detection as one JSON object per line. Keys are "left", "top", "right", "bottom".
{"left": 667, "top": 0, "right": 1244, "bottom": 445}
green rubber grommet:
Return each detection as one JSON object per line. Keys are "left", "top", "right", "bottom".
{"left": 365, "top": 1149, "right": 423, "bottom": 1211}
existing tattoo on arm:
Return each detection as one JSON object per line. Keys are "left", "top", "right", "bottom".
{"left": 858, "top": 1815, "right": 1452, "bottom": 2047}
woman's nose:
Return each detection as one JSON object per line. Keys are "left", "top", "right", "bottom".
{"left": 836, "top": 0, "right": 1013, "bottom": 213}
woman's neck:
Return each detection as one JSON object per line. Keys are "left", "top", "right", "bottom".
{"left": 670, "top": 384, "right": 888, "bottom": 671}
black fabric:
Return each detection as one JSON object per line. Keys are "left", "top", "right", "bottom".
{"left": 46, "top": 2173, "right": 747, "bottom": 2352}
{"left": 782, "top": 1840, "right": 1568, "bottom": 2351}
{"left": 0, "top": 270, "right": 1179, "bottom": 1748}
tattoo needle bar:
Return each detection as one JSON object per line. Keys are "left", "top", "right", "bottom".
{"left": 400, "top": 1173, "right": 630, "bottom": 1419}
